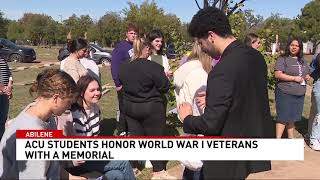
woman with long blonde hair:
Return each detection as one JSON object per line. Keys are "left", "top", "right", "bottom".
{"left": 174, "top": 41, "right": 212, "bottom": 117}
{"left": 173, "top": 41, "right": 213, "bottom": 180}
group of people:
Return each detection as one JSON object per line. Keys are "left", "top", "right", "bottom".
{"left": 0, "top": 6, "right": 319, "bottom": 180}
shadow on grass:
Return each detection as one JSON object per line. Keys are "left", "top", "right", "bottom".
{"left": 165, "top": 113, "right": 183, "bottom": 136}
{"left": 295, "top": 116, "right": 309, "bottom": 138}
{"left": 272, "top": 115, "right": 309, "bottom": 138}
{"left": 99, "top": 118, "right": 117, "bottom": 136}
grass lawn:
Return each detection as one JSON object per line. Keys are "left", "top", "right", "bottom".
{"left": 8, "top": 63, "right": 182, "bottom": 179}
{"left": 7, "top": 53, "right": 313, "bottom": 179}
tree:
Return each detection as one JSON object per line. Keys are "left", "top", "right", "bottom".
{"left": 0, "top": 11, "right": 9, "bottom": 38}
{"left": 123, "top": 0, "right": 181, "bottom": 40}
{"left": 98, "top": 12, "right": 124, "bottom": 46}
{"left": 6, "top": 21, "right": 24, "bottom": 41}
{"left": 195, "top": 0, "right": 247, "bottom": 16}
{"left": 19, "top": 13, "right": 55, "bottom": 45}
{"left": 243, "top": 9, "right": 263, "bottom": 31}
{"left": 296, "top": 0, "right": 320, "bottom": 53}
{"left": 63, "top": 14, "right": 93, "bottom": 39}
{"left": 257, "top": 13, "right": 296, "bottom": 51}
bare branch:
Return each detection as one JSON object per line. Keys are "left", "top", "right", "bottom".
{"left": 221, "top": 0, "right": 228, "bottom": 10}
{"left": 204, "top": 0, "right": 209, "bottom": 9}
{"left": 213, "top": 0, "right": 220, "bottom": 7}
{"left": 227, "top": 0, "right": 246, "bottom": 16}
{"left": 195, "top": 0, "right": 202, "bottom": 9}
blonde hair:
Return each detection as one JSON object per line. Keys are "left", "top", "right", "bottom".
{"left": 187, "top": 41, "right": 212, "bottom": 73}
{"left": 30, "top": 68, "right": 78, "bottom": 99}
{"left": 132, "top": 37, "right": 151, "bottom": 60}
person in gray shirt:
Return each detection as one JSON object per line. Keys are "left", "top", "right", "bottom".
{"left": 274, "top": 38, "right": 311, "bottom": 139}
{"left": 0, "top": 68, "right": 77, "bottom": 179}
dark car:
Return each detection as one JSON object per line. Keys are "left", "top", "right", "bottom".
{"left": 166, "top": 43, "right": 177, "bottom": 59}
{"left": 0, "top": 38, "right": 36, "bottom": 63}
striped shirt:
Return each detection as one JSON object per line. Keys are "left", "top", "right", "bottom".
{"left": 0, "top": 58, "right": 11, "bottom": 86}
{"left": 72, "top": 105, "right": 100, "bottom": 136}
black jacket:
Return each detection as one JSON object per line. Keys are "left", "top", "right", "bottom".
{"left": 183, "top": 40, "right": 275, "bottom": 179}
{"left": 119, "top": 59, "right": 170, "bottom": 103}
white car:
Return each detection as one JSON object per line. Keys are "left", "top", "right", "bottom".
{"left": 89, "top": 43, "right": 112, "bottom": 65}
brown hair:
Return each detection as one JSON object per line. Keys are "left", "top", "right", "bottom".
{"left": 127, "top": 23, "right": 138, "bottom": 33}
{"left": 29, "top": 68, "right": 78, "bottom": 99}
{"left": 132, "top": 37, "right": 151, "bottom": 60}
{"left": 72, "top": 75, "right": 102, "bottom": 116}
{"left": 244, "top": 33, "right": 259, "bottom": 47}
{"left": 187, "top": 41, "right": 212, "bottom": 73}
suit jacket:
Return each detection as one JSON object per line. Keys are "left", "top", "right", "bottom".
{"left": 183, "top": 40, "right": 275, "bottom": 179}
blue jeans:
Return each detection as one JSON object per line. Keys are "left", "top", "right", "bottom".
{"left": 69, "top": 160, "right": 135, "bottom": 180}
{"left": 310, "top": 80, "right": 320, "bottom": 144}
{"left": 0, "top": 95, "right": 9, "bottom": 140}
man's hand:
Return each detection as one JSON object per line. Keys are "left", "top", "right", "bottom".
{"left": 178, "top": 102, "right": 193, "bottom": 122}
{"left": 195, "top": 91, "right": 206, "bottom": 110}
{"left": 116, "top": 85, "right": 123, "bottom": 91}
{"left": 166, "top": 70, "right": 173, "bottom": 78}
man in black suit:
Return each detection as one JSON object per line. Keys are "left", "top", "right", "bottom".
{"left": 178, "top": 7, "right": 275, "bottom": 179}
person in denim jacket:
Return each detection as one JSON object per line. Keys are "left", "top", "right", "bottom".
{"left": 308, "top": 53, "right": 320, "bottom": 150}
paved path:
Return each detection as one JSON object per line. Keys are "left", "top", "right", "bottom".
{"left": 167, "top": 142, "right": 320, "bottom": 179}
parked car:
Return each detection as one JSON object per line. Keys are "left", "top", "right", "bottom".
{"left": 89, "top": 43, "right": 112, "bottom": 65}
{"left": 166, "top": 43, "right": 177, "bottom": 59}
{"left": 0, "top": 38, "right": 36, "bottom": 63}
{"left": 57, "top": 43, "right": 112, "bottom": 65}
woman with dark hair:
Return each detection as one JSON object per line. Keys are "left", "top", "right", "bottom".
{"left": 147, "top": 29, "right": 172, "bottom": 77}
{"left": 60, "top": 38, "right": 88, "bottom": 82}
{"left": 119, "top": 38, "right": 174, "bottom": 179}
{"left": 274, "top": 38, "right": 311, "bottom": 138}
{"left": 244, "top": 33, "right": 261, "bottom": 49}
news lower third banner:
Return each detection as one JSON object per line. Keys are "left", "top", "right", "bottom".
{"left": 16, "top": 130, "right": 304, "bottom": 161}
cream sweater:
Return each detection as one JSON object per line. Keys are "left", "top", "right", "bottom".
{"left": 173, "top": 60, "right": 208, "bottom": 116}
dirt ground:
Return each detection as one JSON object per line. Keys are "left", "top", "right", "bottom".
{"left": 166, "top": 142, "right": 320, "bottom": 179}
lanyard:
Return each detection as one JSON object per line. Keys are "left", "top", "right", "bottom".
{"left": 297, "top": 61, "right": 303, "bottom": 76}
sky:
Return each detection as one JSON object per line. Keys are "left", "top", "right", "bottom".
{"left": 0, "top": 0, "right": 312, "bottom": 23}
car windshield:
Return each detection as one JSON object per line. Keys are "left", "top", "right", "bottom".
{"left": 1, "top": 39, "right": 17, "bottom": 49}
{"left": 90, "top": 44, "right": 104, "bottom": 52}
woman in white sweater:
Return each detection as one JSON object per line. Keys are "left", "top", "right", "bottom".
{"left": 174, "top": 42, "right": 212, "bottom": 117}
{"left": 173, "top": 41, "right": 212, "bottom": 180}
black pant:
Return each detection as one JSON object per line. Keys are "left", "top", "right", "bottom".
{"left": 117, "top": 90, "right": 127, "bottom": 134}
{"left": 124, "top": 100, "right": 167, "bottom": 172}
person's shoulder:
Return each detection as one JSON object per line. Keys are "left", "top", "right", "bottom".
{"left": 114, "top": 40, "right": 131, "bottom": 49}
{"left": 146, "top": 59, "right": 164, "bottom": 69}
{"left": 186, "top": 68, "right": 208, "bottom": 81}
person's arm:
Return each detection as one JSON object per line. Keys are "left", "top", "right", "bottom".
{"left": 181, "top": 70, "right": 233, "bottom": 135}
{"left": 274, "top": 57, "right": 304, "bottom": 83}
{"left": 183, "top": 70, "right": 207, "bottom": 107}
{"left": 274, "top": 71, "right": 304, "bottom": 83}
{"left": 111, "top": 45, "right": 126, "bottom": 89}
{"left": 152, "top": 66, "right": 170, "bottom": 93}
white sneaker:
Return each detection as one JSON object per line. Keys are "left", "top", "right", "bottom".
{"left": 145, "top": 160, "right": 153, "bottom": 168}
{"left": 133, "top": 168, "right": 142, "bottom": 177}
{"left": 310, "top": 140, "right": 320, "bottom": 151}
